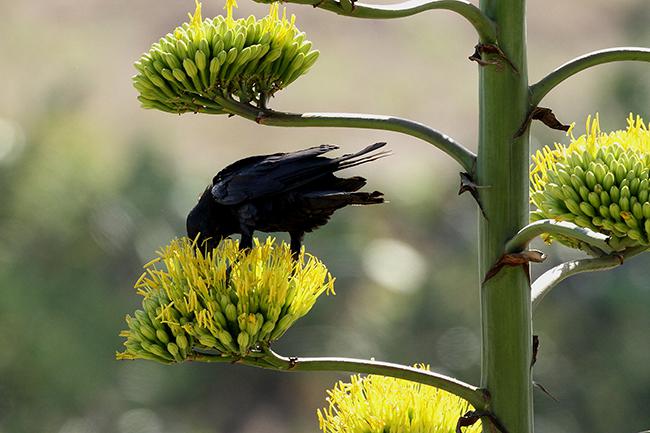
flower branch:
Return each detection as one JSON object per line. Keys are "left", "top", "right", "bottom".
{"left": 193, "top": 346, "right": 489, "bottom": 411}
{"left": 529, "top": 47, "right": 650, "bottom": 108}
{"left": 531, "top": 246, "right": 647, "bottom": 311}
{"left": 252, "top": 0, "right": 496, "bottom": 43}
{"left": 505, "top": 219, "right": 613, "bottom": 255}
{"left": 214, "top": 94, "right": 477, "bottom": 174}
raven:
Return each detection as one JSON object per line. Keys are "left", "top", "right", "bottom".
{"left": 187, "top": 142, "right": 388, "bottom": 255}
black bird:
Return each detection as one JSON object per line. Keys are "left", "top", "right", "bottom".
{"left": 187, "top": 142, "right": 389, "bottom": 255}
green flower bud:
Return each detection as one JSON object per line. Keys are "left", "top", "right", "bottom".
{"left": 632, "top": 201, "right": 644, "bottom": 220}
{"left": 563, "top": 198, "right": 581, "bottom": 216}
{"left": 599, "top": 205, "right": 611, "bottom": 219}
{"left": 561, "top": 185, "right": 580, "bottom": 202}
{"left": 225, "top": 303, "right": 237, "bottom": 322}
{"left": 198, "top": 334, "right": 219, "bottom": 348}
{"left": 620, "top": 196, "right": 630, "bottom": 212}
{"left": 621, "top": 185, "right": 631, "bottom": 199}
{"left": 593, "top": 163, "right": 607, "bottom": 184}
{"left": 162, "top": 52, "right": 181, "bottom": 70}
{"left": 237, "top": 331, "right": 250, "bottom": 353}
{"left": 615, "top": 162, "right": 627, "bottom": 184}
{"left": 156, "top": 329, "right": 170, "bottom": 345}
{"left": 588, "top": 191, "right": 601, "bottom": 209}
{"left": 579, "top": 202, "right": 596, "bottom": 217}
{"left": 603, "top": 172, "right": 615, "bottom": 190}
{"left": 584, "top": 171, "right": 597, "bottom": 190}
{"left": 195, "top": 49, "right": 207, "bottom": 71}
{"left": 630, "top": 177, "right": 641, "bottom": 196}
{"left": 600, "top": 190, "right": 611, "bottom": 206}
{"left": 609, "top": 203, "right": 622, "bottom": 221}
{"left": 614, "top": 222, "right": 629, "bottom": 234}
{"left": 270, "top": 313, "right": 295, "bottom": 340}
{"left": 176, "top": 334, "right": 189, "bottom": 352}
{"left": 628, "top": 229, "right": 644, "bottom": 241}
{"left": 570, "top": 173, "right": 585, "bottom": 192}
{"left": 182, "top": 58, "right": 199, "bottom": 78}
{"left": 167, "top": 343, "right": 183, "bottom": 362}
{"left": 574, "top": 215, "right": 593, "bottom": 228}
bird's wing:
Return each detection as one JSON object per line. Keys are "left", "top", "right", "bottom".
{"left": 211, "top": 144, "right": 340, "bottom": 205}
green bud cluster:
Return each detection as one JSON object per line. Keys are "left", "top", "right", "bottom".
{"left": 133, "top": 1, "right": 319, "bottom": 114}
{"left": 531, "top": 115, "right": 650, "bottom": 252}
{"left": 117, "top": 237, "right": 334, "bottom": 363}
{"left": 119, "top": 290, "right": 194, "bottom": 363}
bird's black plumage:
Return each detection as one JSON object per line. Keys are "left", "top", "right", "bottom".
{"left": 187, "top": 142, "right": 388, "bottom": 255}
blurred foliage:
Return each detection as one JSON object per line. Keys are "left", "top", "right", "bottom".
{"left": 0, "top": 1, "right": 648, "bottom": 433}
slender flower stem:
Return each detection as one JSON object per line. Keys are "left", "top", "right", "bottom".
{"left": 194, "top": 347, "right": 489, "bottom": 410}
{"left": 529, "top": 47, "right": 650, "bottom": 108}
{"left": 531, "top": 246, "right": 647, "bottom": 311}
{"left": 505, "top": 219, "right": 612, "bottom": 254}
{"left": 253, "top": 0, "right": 496, "bottom": 43}
{"left": 214, "top": 95, "right": 477, "bottom": 174}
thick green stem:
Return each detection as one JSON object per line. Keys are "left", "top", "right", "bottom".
{"left": 531, "top": 246, "right": 647, "bottom": 311}
{"left": 215, "top": 95, "right": 477, "bottom": 173}
{"left": 192, "top": 349, "right": 489, "bottom": 410}
{"left": 477, "top": 0, "right": 532, "bottom": 432}
{"left": 253, "top": 0, "right": 497, "bottom": 42}
{"left": 529, "top": 47, "right": 650, "bottom": 108}
{"left": 505, "top": 219, "right": 612, "bottom": 254}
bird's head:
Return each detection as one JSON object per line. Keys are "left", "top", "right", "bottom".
{"left": 186, "top": 187, "right": 233, "bottom": 252}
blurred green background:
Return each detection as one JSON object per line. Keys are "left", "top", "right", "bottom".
{"left": 0, "top": 0, "right": 648, "bottom": 432}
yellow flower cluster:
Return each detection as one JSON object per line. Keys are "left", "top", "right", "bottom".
{"left": 117, "top": 237, "right": 334, "bottom": 363}
{"left": 133, "top": 1, "right": 319, "bottom": 114}
{"left": 317, "top": 366, "right": 480, "bottom": 433}
{"left": 530, "top": 114, "right": 650, "bottom": 251}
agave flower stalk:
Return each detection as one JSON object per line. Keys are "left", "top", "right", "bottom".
{"left": 125, "top": 0, "right": 650, "bottom": 431}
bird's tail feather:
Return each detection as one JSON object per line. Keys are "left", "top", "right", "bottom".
{"left": 330, "top": 175, "right": 367, "bottom": 192}
{"left": 335, "top": 142, "right": 391, "bottom": 170}
{"left": 303, "top": 191, "right": 384, "bottom": 208}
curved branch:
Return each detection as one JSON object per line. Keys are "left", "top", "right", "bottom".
{"left": 253, "top": 0, "right": 497, "bottom": 43}
{"left": 192, "top": 348, "right": 488, "bottom": 410}
{"left": 214, "top": 95, "right": 477, "bottom": 174}
{"left": 505, "top": 219, "right": 612, "bottom": 255}
{"left": 531, "top": 246, "right": 647, "bottom": 311}
{"left": 529, "top": 47, "right": 650, "bottom": 108}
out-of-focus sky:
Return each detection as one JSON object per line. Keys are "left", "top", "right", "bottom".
{"left": 0, "top": 1, "right": 648, "bottom": 433}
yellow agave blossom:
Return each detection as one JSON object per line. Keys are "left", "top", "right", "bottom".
{"left": 530, "top": 114, "right": 650, "bottom": 251}
{"left": 317, "top": 366, "right": 480, "bottom": 433}
{"left": 133, "top": 0, "right": 319, "bottom": 114}
{"left": 117, "top": 237, "right": 334, "bottom": 364}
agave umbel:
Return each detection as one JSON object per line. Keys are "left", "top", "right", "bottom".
{"left": 133, "top": 1, "right": 319, "bottom": 114}
{"left": 318, "top": 365, "right": 481, "bottom": 433}
{"left": 531, "top": 114, "right": 650, "bottom": 252}
{"left": 117, "top": 237, "right": 334, "bottom": 363}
